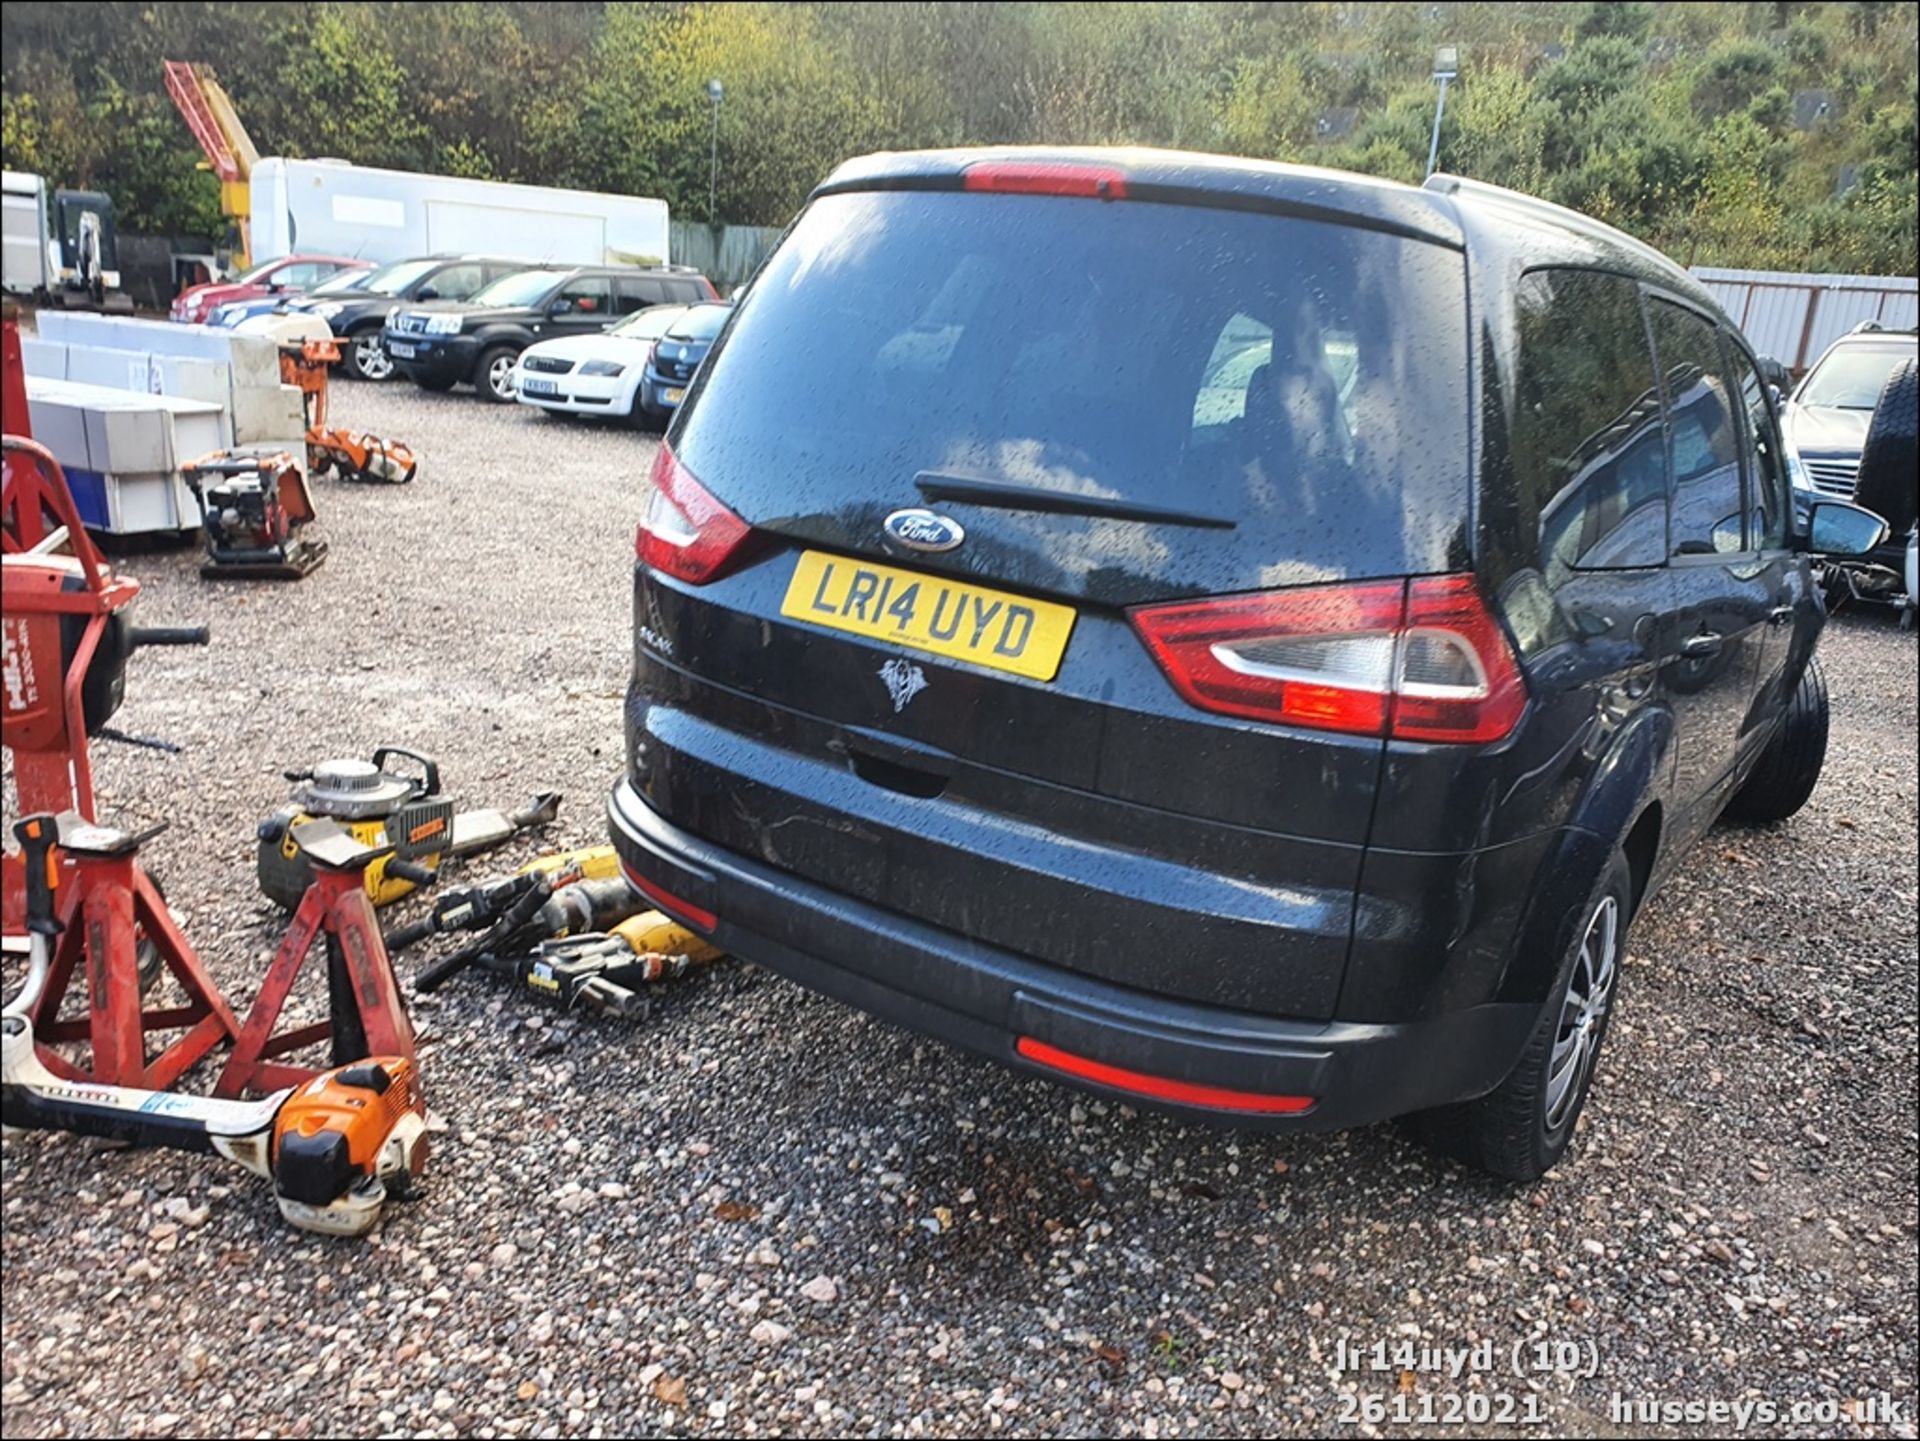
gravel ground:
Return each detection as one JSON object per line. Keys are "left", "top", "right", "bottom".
{"left": 3, "top": 379, "right": 1916, "bottom": 1439}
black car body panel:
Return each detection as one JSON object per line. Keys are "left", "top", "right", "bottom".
{"left": 610, "top": 148, "right": 1824, "bottom": 1128}
{"left": 294, "top": 253, "right": 526, "bottom": 340}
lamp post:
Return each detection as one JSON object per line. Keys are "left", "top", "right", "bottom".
{"left": 1426, "top": 45, "right": 1458, "bottom": 181}
{"left": 706, "top": 78, "right": 725, "bottom": 224}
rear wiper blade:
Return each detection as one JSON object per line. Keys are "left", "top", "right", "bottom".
{"left": 914, "top": 472, "right": 1235, "bottom": 530}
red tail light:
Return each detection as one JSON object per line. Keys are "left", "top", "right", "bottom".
{"left": 962, "top": 162, "right": 1128, "bottom": 200}
{"left": 635, "top": 443, "right": 753, "bottom": 584}
{"left": 1130, "top": 575, "right": 1526, "bottom": 744}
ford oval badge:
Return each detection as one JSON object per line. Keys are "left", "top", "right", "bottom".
{"left": 883, "top": 508, "right": 965, "bottom": 553}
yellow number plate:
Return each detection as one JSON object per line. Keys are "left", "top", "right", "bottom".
{"left": 664, "top": 387, "right": 686, "bottom": 404}
{"left": 779, "top": 551, "right": 1076, "bottom": 682}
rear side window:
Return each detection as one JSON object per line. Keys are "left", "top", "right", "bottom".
{"left": 1727, "top": 343, "right": 1790, "bottom": 551}
{"left": 554, "top": 275, "right": 611, "bottom": 315}
{"left": 1510, "top": 269, "right": 1668, "bottom": 579}
{"left": 616, "top": 277, "right": 666, "bottom": 314}
{"left": 1648, "top": 300, "right": 1746, "bottom": 557}
{"left": 430, "top": 263, "right": 486, "bottom": 300}
{"left": 674, "top": 189, "right": 1471, "bottom": 595}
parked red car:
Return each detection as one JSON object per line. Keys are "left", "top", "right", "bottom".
{"left": 170, "top": 254, "right": 372, "bottom": 324}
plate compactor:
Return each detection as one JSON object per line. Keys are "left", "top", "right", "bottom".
{"left": 257, "top": 748, "right": 561, "bottom": 911}
{"left": 182, "top": 450, "right": 327, "bottom": 580}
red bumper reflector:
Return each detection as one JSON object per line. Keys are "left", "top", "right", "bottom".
{"left": 1015, "top": 1037, "right": 1315, "bottom": 1115}
{"left": 621, "top": 863, "right": 718, "bottom": 932}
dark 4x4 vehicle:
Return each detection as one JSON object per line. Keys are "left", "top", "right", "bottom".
{"left": 385, "top": 264, "right": 716, "bottom": 402}
{"left": 609, "top": 151, "right": 1890, "bottom": 1179}
{"left": 301, "top": 254, "right": 534, "bottom": 380}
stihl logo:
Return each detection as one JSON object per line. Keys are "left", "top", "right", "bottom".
{"left": 2, "top": 618, "right": 39, "bottom": 714}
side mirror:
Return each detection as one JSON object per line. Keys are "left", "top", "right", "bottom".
{"left": 414, "top": 286, "right": 439, "bottom": 301}
{"left": 1802, "top": 500, "right": 1889, "bottom": 558}
{"left": 549, "top": 300, "right": 571, "bottom": 316}
{"left": 1756, "top": 355, "right": 1792, "bottom": 391}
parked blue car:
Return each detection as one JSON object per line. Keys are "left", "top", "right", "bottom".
{"left": 638, "top": 302, "right": 733, "bottom": 424}
{"left": 207, "top": 267, "right": 375, "bottom": 329}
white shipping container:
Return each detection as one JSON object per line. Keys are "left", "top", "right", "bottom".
{"left": 249, "top": 159, "right": 671, "bottom": 270}
{"left": 2, "top": 170, "right": 51, "bottom": 294}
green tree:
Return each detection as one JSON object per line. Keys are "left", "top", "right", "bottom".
{"left": 252, "top": 6, "right": 428, "bottom": 168}
{"left": 1570, "top": 2, "right": 1656, "bottom": 45}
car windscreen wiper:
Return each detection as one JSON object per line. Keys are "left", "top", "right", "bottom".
{"left": 914, "top": 472, "right": 1236, "bottom": 530}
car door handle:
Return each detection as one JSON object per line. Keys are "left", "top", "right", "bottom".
{"left": 1768, "top": 605, "right": 1795, "bottom": 626}
{"left": 1680, "top": 632, "right": 1723, "bottom": 659}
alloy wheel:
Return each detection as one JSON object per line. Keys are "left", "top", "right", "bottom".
{"left": 354, "top": 336, "right": 393, "bottom": 381}
{"left": 1546, "top": 894, "right": 1618, "bottom": 1132}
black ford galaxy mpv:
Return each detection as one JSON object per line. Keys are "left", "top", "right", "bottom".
{"left": 608, "top": 150, "right": 1888, "bottom": 1179}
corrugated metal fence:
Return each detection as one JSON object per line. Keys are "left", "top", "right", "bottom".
{"left": 1691, "top": 267, "right": 1918, "bottom": 375}
{"left": 670, "top": 221, "right": 784, "bottom": 291}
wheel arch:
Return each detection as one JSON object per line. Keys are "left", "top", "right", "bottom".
{"left": 1494, "top": 704, "right": 1673, "bottom": 1007}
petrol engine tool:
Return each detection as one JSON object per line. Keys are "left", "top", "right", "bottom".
{"left": 252, "top": 317, "right": 419, "bottom": 483}
{"left": 217, "top": 817, "right": 430, "bottom": 1099}
{"left": 2, "top": 435, "right": 212, "bottom": 821}
{"left": 257, "top": 749, "right": 562, "bottom": 910}
{"left": 307, "top": 429, "right": 420, "bottom": 485}
{"left": 474, "top": 914, "right": 723, "bottom": 1018}
{"left": 5, "top": 817, "right": 427, "bottom": 1238}
{"left": 182, "top": 450, "right": 326, "bottom": 580}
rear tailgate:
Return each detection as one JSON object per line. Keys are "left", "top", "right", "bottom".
{"left": 635, "top": 179, "right": 1469, "bottom": 1020}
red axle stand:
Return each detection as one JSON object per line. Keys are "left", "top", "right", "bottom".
{"left": 217, "top": 821, "right": 418, "bottom": 1099}
{"left": 4, "top": 428, "right": 240, "bottom": 1087}
{"left": 29, "top": 820, "right": 241, "bottom": 1090}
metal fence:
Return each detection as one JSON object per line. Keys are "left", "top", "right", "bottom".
{"left": 1691, "top": 266, "right": 1918, "bottom": 375}
{"left": 670, "top": 220, "right": 784, "bottom": 291}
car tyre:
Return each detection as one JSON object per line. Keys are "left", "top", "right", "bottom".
{"left": 413, "top": 374, "right": 457, "bottom": 393}
{"left": 1407, "top": 851, "right": 1631, "bottom": 1181}
{"left": 627, "top": 386, "right": 661, "bottom": 431}
{"left": 343, "top": 328, "right": 394, "bottom": 382}
{"left": 1853, "top": 357, "right": 1917, "bottom": 538}
{"left": 476, "top": 346, "right": 519, "bottom": 404}
{"left": 1724, "top": 654, "right": 1829, "bottom": 824}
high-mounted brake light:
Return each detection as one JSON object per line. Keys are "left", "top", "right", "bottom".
{"left": 635, "top": 443, "right": 753, "bottom": 584}
{"left": 1016, "top": 1037, "right": 1315, "bottom": 1115}
{"left": 1130, "top": 575, "right": 1527, "bottom": 743}
{"left": 962, "top": 162, "right": 1129, "bottom": 200}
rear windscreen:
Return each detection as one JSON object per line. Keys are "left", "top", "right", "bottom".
{"left": 674, "top": 189, "right": 1470, "bottom": 598}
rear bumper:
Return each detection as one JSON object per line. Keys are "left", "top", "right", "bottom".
{"left": 608, "top": 778, "right": 1538, "bottom": 1132}
{"left": 638, "top": 368, "right": 689, "bottom": 415}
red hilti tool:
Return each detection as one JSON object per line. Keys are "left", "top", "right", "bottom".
{"left": 2, "top": 435, "right": 238, "bottom": 1087}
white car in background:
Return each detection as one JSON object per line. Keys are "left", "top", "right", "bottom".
{"left": 509, "top": 303, "right": 690, "bottom": 426}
